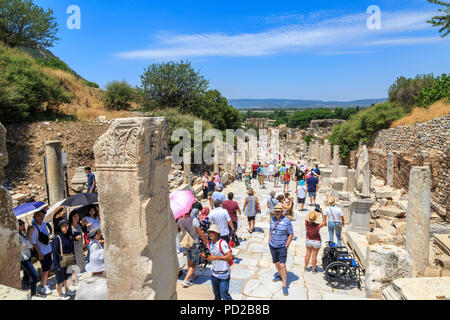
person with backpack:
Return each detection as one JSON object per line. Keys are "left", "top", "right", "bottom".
{"left": 18, "top": 219, "right": 38, "bottom": 298}
{"left": 323, "top": 198, "right": 345, "bottom": 246}
{"left": 257, "top": 163, "right": 266, "bottom": 188}
{"left": 52, "top": 220, "right": 77, "bottom": 299}
{"left": 200, "top": 224, "right": 233, "bottom": 300}
{"left": 296, "top": 180, "right": 307, "bottom": 212}
{"left": 30, "top": 209, "right": 53, "bottom": 296}
{"left": 269, "top": 204, "right": 294, "bottom": 296}
{"left": 314, "top": 164, "right": 321, "bottom": 176}
{"left": 267, "top": 191, "right": 280, "bottom": 219}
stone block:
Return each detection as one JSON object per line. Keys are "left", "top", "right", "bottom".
{"left": 375, "top": 207, "right": 406, "bottom": 218}
{"left": 423, "top": 266, "right": 441, "bottom": 277}
{"left": 390, "top": 277, "right": 450, "bottom": 300}
{"left": 0, "top": 285, "right": 28, "bottom": 300}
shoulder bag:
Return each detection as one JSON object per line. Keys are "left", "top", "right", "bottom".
{"left": 57, "top": 235, "right": 76, "bottom": 268}
{"left": 179, "top": 229, "right": 195, "bottom": 249}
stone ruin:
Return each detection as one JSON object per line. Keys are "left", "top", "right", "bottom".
{"left": 93, "top": 117, "right": 178, "bottom": 300}
{"left": 0, "top": 123, "right": 21, "bottom": 289}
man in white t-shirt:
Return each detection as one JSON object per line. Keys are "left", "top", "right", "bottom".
{"left": 323, "top": 198, "right": 344, "bottom": 246}
{"left": 268, "top": 163, "right": 275, "bottom": 182}
{"left": 200, "top": 224, "right": 233, "bottom": 300}
{"left": 209, "top": 199, "right": 235, "bottom": 243}
{"left": 31, "top": 210, "right": 53, "bottom": 295}
{"left": 296, "top": 180, "right": 307, "bottom": 212}
{"left": 210, "top": 184, "right": 227, "bottom": 208}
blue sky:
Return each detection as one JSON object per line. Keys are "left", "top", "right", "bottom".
{"left": 36, "top": 0, "right": 450, "bottom": 101}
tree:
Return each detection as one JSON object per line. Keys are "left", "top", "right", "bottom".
{"left": 199, "top": 89, "right": 241, "bottom": 130}
{"left": 0, "top": 0, "right": 59, "bottom": 48}
{"left": 139, "top": 60, "right": 209, "bottom": 113}
{"left": 104, "top": 80, "right": 135, "bottom": 111}
{"left": 427, "top": 0, "right": 450, "bottom": 37}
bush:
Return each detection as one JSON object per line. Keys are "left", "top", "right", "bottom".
{"left": 37, "top": 56, "right": 71, "bottom": 72}
{"left": 104, "top": 80, "right": 135, "bottom": 110}
{"left": 0, "top": 42, "right": 72, "bottom": 123}
{"left": 329, "top": 102, "right": 404, "bottom": 158}
{"left": 415, "top": 73, "right": 450, "bottom": 107}
{"left": 84, "top": 80, "right": 100, "bottom": 88}
{"left": 289, "top": 108, "right": 335, "bottom": 129}
{"left": 388, "top": 74, "right": 436, "bottom": 110}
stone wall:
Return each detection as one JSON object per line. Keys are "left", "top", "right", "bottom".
{"left": 370, "top": 116, "right": 449, "bottom": 220}
{"left": 307, "top": 119, "right": 346, "bottom": 138}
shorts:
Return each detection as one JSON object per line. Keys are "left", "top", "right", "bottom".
{"left": 39, "top": 253, "right": 52, "bottom": 272}
{"left": 258, "top": 175, "right": 265, "bottom": 182}
{"left": 308, "top": 192, "right": 316, "bottom": 197}
{"left": 274, "top": 176, "right": 279, "bottom": 181}
{"left": 55, "top": 267, "right": 70, "bottom": 284}
{"left": 305, "top": 239, "right": 322, "bottom": 249}
{"left": 185, "top": 244, "right": 201, "bottom": 265}
{"left": 283, "top": 180, "right": 290, "bottom": 185}
{"left": 269, "top": 245, "right": 287, "bottom": 264}
{"left": 297, "top": 197, "right": 306, "bottom": 204}
{"left": 247, "top": 216, "right": 256, "bottom": 222}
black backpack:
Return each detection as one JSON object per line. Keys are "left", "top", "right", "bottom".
{"left": 33, "top": 223, "right": 50, "bottom": 246}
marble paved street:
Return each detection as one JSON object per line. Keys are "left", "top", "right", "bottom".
{"left": 177, "top": 177, "right": 370, "bottom": 300}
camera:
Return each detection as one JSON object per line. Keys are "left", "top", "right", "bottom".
{"left": 198, "top": 242, "right": 211, "bottom": 270}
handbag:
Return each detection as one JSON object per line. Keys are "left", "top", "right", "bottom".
{"left": 256, "top": 201, "right": 261, "bottom": 214}
{"left": 57, "top": 235, "right": 76, "bottom": 268}
{"left": 330, "top": 207, "right": 342, "bottom": 231}
{"left": 179, "top": 230, "right": 195, "bottom": 249}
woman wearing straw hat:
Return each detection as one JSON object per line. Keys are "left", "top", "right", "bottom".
{"left": 243, "top": 188, "right": 260, "bottom": 233}
{"left": 304, "top": 211, "right": 326, "bottom": 273}
{"left": 323, "top": 197, "right": 344, "bottom": 246}
{"left": 200, "top": 224, "right": 233, "bottom": 300}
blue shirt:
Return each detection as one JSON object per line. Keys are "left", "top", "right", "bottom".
{"left": 87, "top": 172, "right": 96, "bottom": 192}
{"left": 269, "top": 216, "right": 293, "bottom": 248}
{"left": 212, "top": 192, "right": 227, "bottom": 203}
{"left": 306, "top": 176, "right": 319, "bottom": 192}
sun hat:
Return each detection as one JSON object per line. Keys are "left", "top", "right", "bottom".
{"left": 306, "top": 211, "right": 320, "bottom": 223}
{"left": 85, "top": 249, "right": 105, "bottom": 273}
{"left": 274, "top": 204, "right": 284, "bottom": 212}
{"left": 57, "top": 219, "right": 70, "bottom": 229}
{"left": 247, "top": 188, "right": 254, "bottom": 195}
{"left": 328, "top": 197, "right": 336, "bottom": 206}
{"left": 207, "top": 224, "right": 221, "bottom": 235}
{"left": 89, "top": 227, "right": 101, "bottom": 239}
{"left": 299, "top": 180, "right": 305, "bottom": 186}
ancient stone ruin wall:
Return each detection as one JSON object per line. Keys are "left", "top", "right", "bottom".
{"left": 306, "top": 119, "right": 346, "bottom": 138}
{"left": 370, "top": 116, "right": 449, "bottom": 220}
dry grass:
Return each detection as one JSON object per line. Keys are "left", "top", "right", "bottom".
{"left": 390, "top": 100, "right": 450, "bottom": 127}
{"left": 42, "top": 67, "right": 132, "bottom": 120}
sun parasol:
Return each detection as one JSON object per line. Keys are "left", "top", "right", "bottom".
{"left": 14, "top": 201, "right": 48, "bottom": 219}
{"left": 169, "top": 190, "right": 195, "bottom": 220}
{"left": 286, "top": 161, "right": 296, "bottom": 165}
{"left": 44, "top": 199, "right": 66, "bottom": 223}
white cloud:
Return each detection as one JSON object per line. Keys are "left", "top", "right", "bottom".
{"left": 115, "top": 10, "right": 444, "bottom": 60}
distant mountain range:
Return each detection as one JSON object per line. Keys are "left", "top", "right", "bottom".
{"left": 228, "top": 98, "right": 386, "bottom": 109}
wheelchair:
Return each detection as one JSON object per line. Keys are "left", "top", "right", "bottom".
{"left": 322, "top": 241, "right": 363, "bottom": 289}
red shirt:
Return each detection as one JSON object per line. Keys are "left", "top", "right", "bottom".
{"left": 251, "top": 164, "right": 259, "bottom": 172}
{"left": 222, "top": 200, "right": 240, "bottom": 222}
{"left": 305, "top": 221, "right": 321, "bottom": 241}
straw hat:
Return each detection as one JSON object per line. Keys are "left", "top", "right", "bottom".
{"left": 328, "top": 197, "right": 336, "bottom": 206}
{"left": 207, "top": 224, "right": 221, "bottom": 235}
{"left": 274, "top": 204, "right": 284, "bottom": 212}
{"left": 306, "top": 211, "right": 320, "bottom": 223}
{"left": 247, "top": 188, "right": 254, "bottom": 195}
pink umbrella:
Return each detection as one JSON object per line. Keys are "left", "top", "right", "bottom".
{"left": 286, "top": 161, "right": 296, "bottom": 165}
{"left": 170, "top": 190, "right": 195, "bottom": 220}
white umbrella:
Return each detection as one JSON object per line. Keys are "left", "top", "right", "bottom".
{"left": 44, "top": 199, "right": 66, "bottom": 223}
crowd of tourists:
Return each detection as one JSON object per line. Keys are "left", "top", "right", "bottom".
{"left": 18, "top": 204, "right": 105, "bottom": 299}
{"left": 176, "top": 160, "right": 345, "bottom": 300}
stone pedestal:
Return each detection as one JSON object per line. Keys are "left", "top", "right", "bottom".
{"left": 45, "top": 141, "right": 66, "bottom": 205}
{"left": 319, "top": 145, "right": 325, "bottom": 164}
{"left": 324, "top": 142, "right": 331, "bottom": 167}
{"left": 94, "top": 117, "right": 178, "bottom": 300}
{"left": 406, "top": 166, "right": 431, "bottom": 277}
{"left": 338, "top": 165, "right": 348, "bottom": 179}
{"left": 333, "top": 145, "right": 340, "bottom": 178}
{"left": 355, "top": 145, "right": 371, "bottom": 197}
{"left": 347, "top": 169, "right": 356, "bottom": 193}
{"left": 350, "top": 198, "right": 373, "bottom": 235}
{"left": 0, "top": 123, "right": 21, "bottom": 289}
{"left": 337, "top": 201, "right": 352, "bottom": 225}
{"left": 321, "top": 169, "right": 333, "bottom": 188}
{"left": 387, "top": 153, "right": 394, "bottom": 187}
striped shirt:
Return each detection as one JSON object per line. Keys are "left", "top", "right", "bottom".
{"left": 269, "top": 216, "right": 294, "bottom": 248}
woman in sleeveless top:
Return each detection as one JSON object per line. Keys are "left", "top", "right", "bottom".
{"left": 243, "top": 189, "right": 260, "bottom": 233}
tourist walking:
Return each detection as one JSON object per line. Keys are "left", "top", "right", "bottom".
{"left": 244, "top": 172, "right": 252, "bottom": 190}
{"left": 177, "top": 209, "right": 208, "bottom": 288}
{"left": 69, "top": 210, "right": 85, "bottom": 276}
{"left": 210, "top": 183, "right": 227, "bottom": 208}
{"left": 283, "top": 192, "right": 295, "bottom": 221}
{"left": 30, "top": 210, "right": 53, "bottom": 295}
{"left": 275, "top": 194, "right": 294, "bottom": 217}
{"left": 323, "top": 198, "right": 344, "bottom": 246}
{"left": 222, "top": 192, "right": 241, "bottom": 238}
{"left": 18, "top": 219, "right": 38, "bottom": 298}
{"left": 85, "top": 167, "right": 96, "bottom": 193}
{"left": 210, "top": 200, "right": 235, "bottom": 243}
{"left": 296, "top": 180, "right": 307, "bottom": 212}
{"left": 282, "top": 169, "right": 291, "bottom": 193}
{"left": 243, "top": 188, "right": 260, "bottom": 233}
{"left": 267, "top": 191, "right": 280, "bottom": 219}
{"left": 196, "top": 207, "right": 212, "bottom": 244}
{"left": 52, "top": 220, "right": 77, "bottom": 299}
{"left": 268, "top": 162, "right": 275, "bottom": 182}
{"left": 257, "top": 163, "right": 266, "bottom": 188}
{"left": 304, "top": 211, "right": 326, "bottom": 273}
{"left": 273, "top": 168, "right": 280, "bottom": 188}
{"left": 237, "top": 164, "right": 243, "bottom": 181}
{"left": 269, "top": 204, "right": 294, "bottom": 296}
{"left": 208, "top": 176, "right": 216, "bottom": 193}
{"left": 200, "top": 224, "right": 233, "bottom": 300}
{"left": 251, "top": 161, "right": 258, "bottom": 179}
{"left": 202, "top": 172, "right": 209, "bottom": 200}
{"left": 306, "top": 171, "right": 319, "bottom": 206}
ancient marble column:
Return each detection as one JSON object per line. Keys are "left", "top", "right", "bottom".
{"left": 45, "top": 141, "right": 65, "bottom": 205}
{"left": 319, "top": 145, "right": 325, "bottom": 164}
{"left": 387, "top": 153, "right": 394, "bottom": 187}
{"left": 0, "top": 123, "right": 21, "bottom": 289}
{"left": 333, "top": 145, "right": 340, "bottom": 178}
{"left": 314, "top": 141, "right": 320, "bottom": 160}
{"left": 338, "top": 165, "right": 348, "bottom": 179}
{"left": 94, "top": 118, "right": 178, "bottom": 300}
{"left": 350, "top": 198, "right": 373, "bottom": 235}
{"left": 406, "top": 166, "right": 431, "bottom": 277}
{"left": 321, "top": 168, "right": 333, "bottom": 188}
{"left": 347, "top": 169, "right": 357, "bottom": 193}
{"left": 355, "top": 145, "right": 371, "bottom": 198}
{"left": 324, "top": 142, "right": 331, "bottom": 167}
